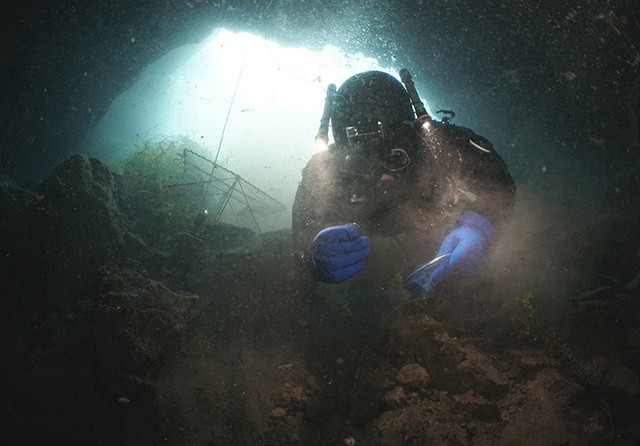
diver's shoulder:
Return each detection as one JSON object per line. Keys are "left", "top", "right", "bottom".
{"left": 429, "top": 121, "right": 496, "bottom": 154}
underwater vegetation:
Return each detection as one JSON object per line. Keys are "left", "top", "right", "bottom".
{"left": 517, "top": 292, "right": 578, "bottom": 364}
{"left": 116, "top": 135, "right": 203, "bottom": 248}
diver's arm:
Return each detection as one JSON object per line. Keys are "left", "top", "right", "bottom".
{"left": 404, "top": 128, "right": 516, "bottom": 297}
{"left": 292, "top": 152, "right": 370, "bottom": 284}
{"left": 453, "top": 128, "right": 517, "bottom": 227}
{"left": 292, "top": 158, "right": 324, "bottom": 279}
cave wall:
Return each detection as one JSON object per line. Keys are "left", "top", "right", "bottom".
{"left": 1, "top": 0, "right": 638, "bottom": 186}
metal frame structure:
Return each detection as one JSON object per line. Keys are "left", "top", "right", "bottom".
{"left": 172, "top": 149, "right": 286, "bottom": 234}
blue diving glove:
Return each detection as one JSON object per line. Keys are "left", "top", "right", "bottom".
{"left": 405, "top": 210, "right": 493, "bottom": 297}
{"left": 310, "top": 223, "right": 370, "bottom": 283}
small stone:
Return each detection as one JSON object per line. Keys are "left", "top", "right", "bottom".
{"left": 397, "top": 363, "right": 432, "bottom": 390}
{"left": 383, "top": 386, "right": 407, "bottom": 409}
{"left": 343, "top": 435, "right": 356, "bottom": 446}
{"left": 118, "top": 396, "right": 130, "bottom": 405}
{"left": 289, "top": 386, "right": 308, "bottom": 404}
{"left": 584, "top": 415, "right": 604, "bottom": 435}
{"left": 425, "top": 388, "right": 440, "bottom": 401}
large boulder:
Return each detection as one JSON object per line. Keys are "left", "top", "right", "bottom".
{"left": 14, "top": 154, "right": 144, "bottom": 298}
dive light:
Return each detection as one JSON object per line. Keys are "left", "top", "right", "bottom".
{"left": 400, "top": 68, "right": 432, "bottom": 123}
{"left": 314, "top": 83, "right": 336, "bottom": 151}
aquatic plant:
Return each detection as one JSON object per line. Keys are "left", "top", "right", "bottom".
{"left": 517, "top": 292, "right": 576, "bottom": 364}
{"left": 117, "top": 136, "right": 202, "bottom": 248}
{"left": 517, "top": 292, "right": 539, "bottom": 337}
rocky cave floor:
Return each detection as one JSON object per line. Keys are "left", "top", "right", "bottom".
{"left": 1, "top": 155, "right": 640, "bottom": 445}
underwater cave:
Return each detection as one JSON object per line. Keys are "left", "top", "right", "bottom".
{"left": 1, "top": 0, "right": 640, "bottom": 444}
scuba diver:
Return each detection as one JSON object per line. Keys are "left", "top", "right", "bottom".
{"left": 292, "top": 69, "right": 516, "bottom": 301}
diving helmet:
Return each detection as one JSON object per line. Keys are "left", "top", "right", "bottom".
{"left": 331, "top": 71, "right": 416, "bottom": 175}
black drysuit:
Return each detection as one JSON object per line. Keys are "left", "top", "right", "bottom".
{"left": 292, "top": 120, "right": 517, "bottom": 289}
